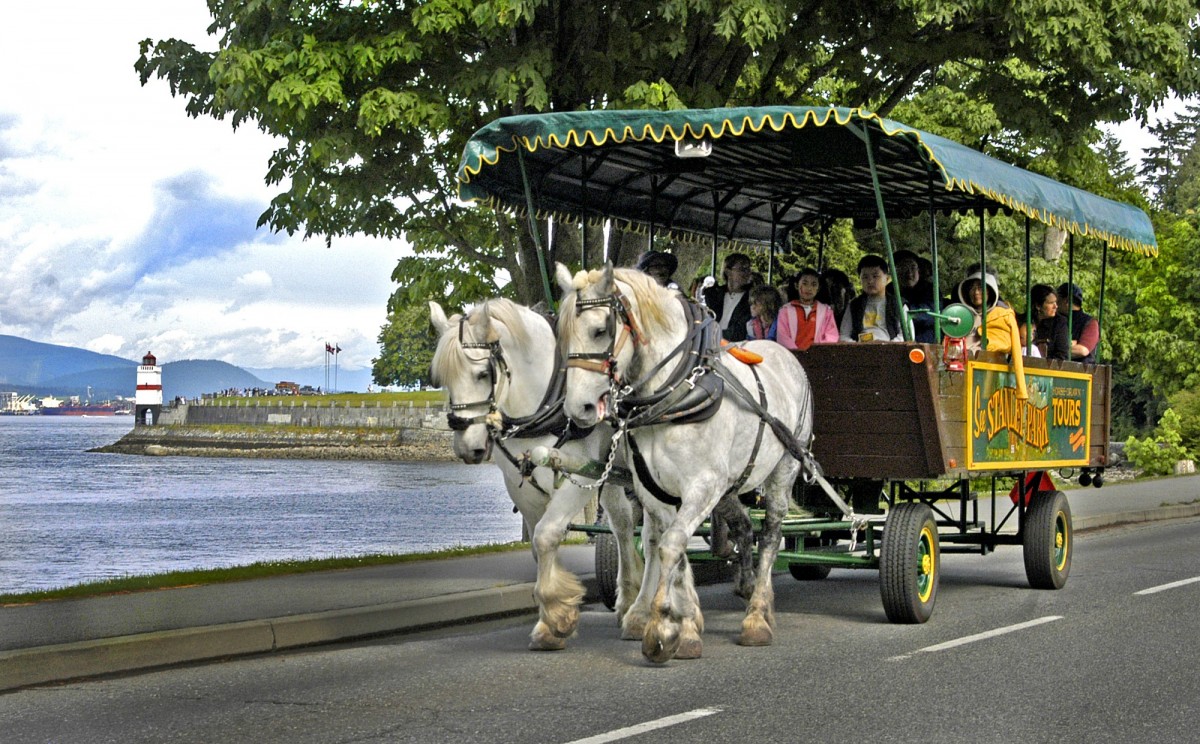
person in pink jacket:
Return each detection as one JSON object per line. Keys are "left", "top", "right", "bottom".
{"left": 776, "top": 268, "right": 839, "bottom": 350}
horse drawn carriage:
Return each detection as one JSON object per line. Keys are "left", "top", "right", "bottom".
{"left": 443, "top": 106, "right": 1156, "bottom": 661}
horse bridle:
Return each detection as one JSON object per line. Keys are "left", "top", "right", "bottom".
{"left": 445, "top": 315, "right": 510, "bottom": 432}
{"left": 565, "top": 287, "right": 644, "bottom": 384}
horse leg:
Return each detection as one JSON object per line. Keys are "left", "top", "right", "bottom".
{"left": 527, "top": 481, "right": 590, "bottom": 651}
{"left": 620, "top": 496, "right": 667, "bottom": 641}
{"left": 599, "top": 485, "right": 644, "bottom": 623}
{"left": 739, "top": 462, "right": 798, "bottom": 647}
{"left": 642, "top": 493, "right": 716, "bottom": 663}
{"left": 713, "top": 494, "right": 756, "bottom": 600}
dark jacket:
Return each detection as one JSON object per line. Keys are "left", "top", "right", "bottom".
{"left": 900, "top": 280, "right": 936, "bottom": 343}
{"left": 1034, "top": 314, "right": 1071, "bottom": 361}
{"left": 703, "top": 285, "right": 753, "bottom": 342}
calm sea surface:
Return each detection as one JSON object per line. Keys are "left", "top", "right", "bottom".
{"left": 0, "top": 416, "right": 519, "bottom": 593}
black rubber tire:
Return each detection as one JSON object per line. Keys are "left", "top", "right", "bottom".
{"left": 1023, "top": 490, "right": 1072, "bottom": 590}
{"left": 787, "top": 536, "right": 833, "bottom": 581}
{"left": 879, "top": 502, "right": 939, "bottom": 624}
{"left": 788, "top": 563, "right": 833, "bottom": 581}
{"left": 594, "top": 531, "right": 619, "bottom": 611}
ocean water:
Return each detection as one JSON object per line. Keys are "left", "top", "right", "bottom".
{"left": 0, "top": 416, "right": 520, "bottom": 593}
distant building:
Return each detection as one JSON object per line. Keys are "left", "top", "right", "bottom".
{"left": 135, "top": 352, "right": 163, "bottom": 425}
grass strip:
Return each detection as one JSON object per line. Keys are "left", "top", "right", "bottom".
{"left": 0, "top": 541, "right": 536, "bottom": 606}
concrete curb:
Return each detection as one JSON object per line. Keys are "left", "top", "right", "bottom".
{"left": 0, "top": 584, "right": 537, "bottom": 692}
{"left": 1074, "top": 502, "right": 1200, "bottom": 532}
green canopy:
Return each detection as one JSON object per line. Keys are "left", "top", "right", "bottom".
{"left": 457, "top": 106, "right": 1157, "bottom": 257}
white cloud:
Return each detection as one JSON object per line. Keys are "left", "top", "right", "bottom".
{"left": 0, "top": 2, "right": 405, "bottom": 381}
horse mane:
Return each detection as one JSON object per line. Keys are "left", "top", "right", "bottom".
{"left": 429, "top": 298, "right": 535, "bottom": 387}
{"left": 559, "top": 267, "right": 677, "bottom": 341}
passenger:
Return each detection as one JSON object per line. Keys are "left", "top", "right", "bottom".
{"left": 746, "top": 285, "right": 783, "bottom": 341}
{"left": 955, "top": 269, "right": 1028, "bottom": 398}
{"left": 703, "top": 253, "right": 755, "bottom": 342}
{"left": 1030, "top": 284, "right": 1070, "bottom": 361}
{"left": 635, "top": 250, "right": 680, "bottom": 290}
{"left": 819, "top": 268, "right": 855, "bottom": 329}
{"left": 894, "top": 249, "right": 936, "bottom": 343}
{"left": 839, "top": 254, "right": 906, "bottom": 342}
{"left": 1015, "top": 314, "right": 1043, "bottom": 358}
{"left": 1056, "top": 283, "right": 1100, "bottom": 364}
{"left": 776, "top": 269, "right": 840, "bottom": 350}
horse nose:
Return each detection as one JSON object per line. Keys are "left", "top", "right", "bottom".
{"left": 468, "top": 447, "right": 488, "bottom": 464}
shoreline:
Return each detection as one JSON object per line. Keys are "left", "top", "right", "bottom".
{"left": 93, "top": 424, "right": 458, "bottom": 462}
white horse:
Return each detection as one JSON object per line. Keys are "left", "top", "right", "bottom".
{"left": 556, "top": 264, "right": 814, "bottom": 663}
{"left": 429, "top": 298, "right": 644, "bottom": 650}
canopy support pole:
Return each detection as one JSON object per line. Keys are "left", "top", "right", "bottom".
{"left": 768, "top": 209, "right": 779, "bottom": 286}
{"left": 1024, "top": 217, "right": 1033, "bottom": 356}
{"left": 1098, "top": 241, "right": 1109, "bottom": 363}
{"left": 978, "top": 210, "right": 988, "bottom": 348}
{"left": 710, "top": 193, "right": 721, "bottom": 286}
{"left": 580, "top": 154, "right": 589, "bottom": 268}
{"left": 1067, "top": 233, "right": 1076, "bottom": 352}
{"left": 516, "top": 148, "right": 556, "bottom": 310}
{"left": 859, "top": 125, "right": 913, "bottom": 341}
{"left": 928, "top": 176, "right": 942, "bottom": 344}
{"left": 649, "top": 176, "right": 659, "bottom": 252}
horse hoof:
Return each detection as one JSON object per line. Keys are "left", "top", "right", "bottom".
{"left": 675, "top": 636, "right": 703, "bottom": 659}
{"left": 738, "top": 624, "right": 774, "bottom": 647}
{"left": 529, "top": 633, "right": 567, "bottom": 651}
{"left": 642, "top": 624, "right": 680, "bottom": 663}
{"left": 621, "top": 614, "right": 647, "bottom": 640}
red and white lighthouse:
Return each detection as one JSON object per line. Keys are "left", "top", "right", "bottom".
{"left": 135, "top": 352, "right": 163, "bottom": 425}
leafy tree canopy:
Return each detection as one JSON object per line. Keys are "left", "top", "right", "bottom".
{"left": 371, "top": 303, "right": 437, "bottom": 389}
{"left": 138, "top": 0, "right": 1200, "bottom": 310}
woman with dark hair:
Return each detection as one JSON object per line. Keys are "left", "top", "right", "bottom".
{"left": 1031, "top": 284, "right": 1071, "bottom": 361}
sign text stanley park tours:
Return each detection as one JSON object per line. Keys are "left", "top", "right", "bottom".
{"left": 967, "top": 361, "right": 1092, "bottom": 470}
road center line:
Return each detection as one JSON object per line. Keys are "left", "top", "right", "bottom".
{"left": 888, "top": 616, "right": 1063, "bottom": 661}
{"left": 562, "top": 707, "right": 722, "bottom": 744}
{"left": 1135, "top": 576, "right": 1200, "bottom": 595}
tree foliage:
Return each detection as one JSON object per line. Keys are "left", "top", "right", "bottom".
{"left": 137, "top": 0, "right": 1200, "bottom": 310}
{"left": 371, "top": 303, "right": 437, "bottom": 389}
{"left": 1124, "top": 408, "right": 1192, "bottom": 475}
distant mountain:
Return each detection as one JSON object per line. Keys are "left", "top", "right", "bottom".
{"left": 0, "top": 335, "right": 266, "bottom": 401}
{"left": 0, "top": 335, "right": 135, "bottom": 386}
{"left": 245, "top": 365, "right": 374, "bottom": 393}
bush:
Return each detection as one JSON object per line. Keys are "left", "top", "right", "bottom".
{"left": 1167, "top": 388, "right": 1200, "bottom": 455}
{"left": 1124, "top": 408, "right": 1192, "bottom": 476}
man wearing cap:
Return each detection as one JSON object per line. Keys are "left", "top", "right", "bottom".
{"left": 1057, "top": 283, "right": 1099, "bottom": 364}
{"left": 635, "top": 250, "right": 680, "bottom": 290}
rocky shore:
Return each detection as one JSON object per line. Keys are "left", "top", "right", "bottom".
{"left": 93, "top": 424, "right": 458, "bottom": 462}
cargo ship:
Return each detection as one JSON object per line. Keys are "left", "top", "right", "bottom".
{"left": 38, "top": 395, "right": 121, "bottom": 416}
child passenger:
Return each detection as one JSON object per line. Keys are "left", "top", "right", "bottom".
{"left": 776, "top": 269, "right": 839, "bottom": 350}
{"left": 839, "top": 254, "right": 906, "bottom": 342}
{"left": 746, "top": 285, "right": 782, "bottom": 341}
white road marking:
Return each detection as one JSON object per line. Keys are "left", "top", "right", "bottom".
{"left": 888, "top": 616, "right": 1063, "bottom": 661}
{"left": 1135, "top": 576, "right": 1200, "bottom": 595}
{"left": 562, "top": 707, "right": 722, "bottom": 744}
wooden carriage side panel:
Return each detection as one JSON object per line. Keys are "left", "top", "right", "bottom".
{"left": 796, "top": 344, "right": 950, "bottom": 480}
{"left": 1089, "top": 364, "right": 1112, "bottom": 467}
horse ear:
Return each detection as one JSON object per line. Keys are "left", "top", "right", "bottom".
{"left": 555, "top": 262, "right": 574, "bottom": 295}
{"left": 429, "top": 301, "right": 452, "bottom": 335}
{"left": 599, "top": 261, "right": 615, "bottom": 293}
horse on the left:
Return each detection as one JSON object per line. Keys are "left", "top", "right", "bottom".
{"left": 429, "top": 299, "right": 644, "bottom": 650}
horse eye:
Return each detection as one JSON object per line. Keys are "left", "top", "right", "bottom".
{"left": 592, "top": 325, "right": 607, "bottom": 340}
{"left": 475, "top": 369, "right": 490, "bottom": 381}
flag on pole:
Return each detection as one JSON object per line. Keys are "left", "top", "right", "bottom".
{"left": 325, "top": 343, "right": 334, "bottom": 354}
{"left": 335, "top": 345, "right": 342, "bottom": 354}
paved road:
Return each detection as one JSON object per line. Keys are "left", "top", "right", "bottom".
{"left": 3, "top": 515, "right": 1199, "bottom": 742}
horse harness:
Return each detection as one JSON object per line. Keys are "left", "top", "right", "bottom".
{"left": 567, "top": 289, "right": 777, "bottom": 507}
{"left": 446, "top": 312, "right": 593, "bottom": 497}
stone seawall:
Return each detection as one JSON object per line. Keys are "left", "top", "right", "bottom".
{"left": 97, "top": 401, "right": 457, "bottom": 461}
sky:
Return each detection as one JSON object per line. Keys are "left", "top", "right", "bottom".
{"left": 0, "top": 4, "right": 1186, "bottom": 379}
{"left": 0, "top": 3, "right": 402, "bottom": 376}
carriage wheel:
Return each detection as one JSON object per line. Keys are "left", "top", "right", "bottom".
{"left": 594, "top": 531, "right": 619, "bottom": 610}
{"left": 879, "top": 502, "right": 939, "bottom": 624}
{"left": 787, "top": 536, "right": 833, "bottom": 581}
{"left": 1023, "top": 490, "right": 1072, "bottom": 590}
